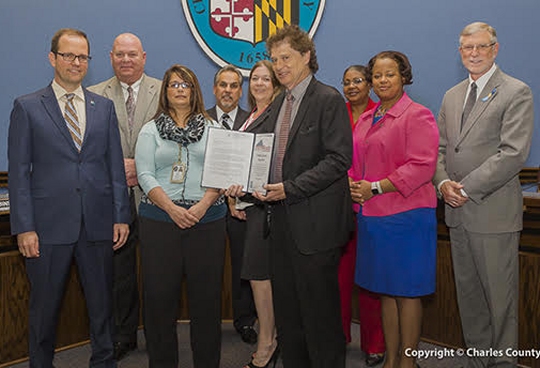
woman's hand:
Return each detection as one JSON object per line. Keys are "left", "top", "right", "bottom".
{"left": 168, "top": 205, "right": 199, "bottom": 229}
{"left": 228, "top": 197, "right": 247, "bottom": 220}
{"left": 224, "top": 184, "right": 245, "bottom": 198}
{"left": 349, "top": 179, "right": 374, "bottom": 206}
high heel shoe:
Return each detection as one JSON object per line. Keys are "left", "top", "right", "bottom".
{"left": 365, "top": 352, "right": 384, "bottom": 366}
{"left": 243, "top": 344, "right": 279, "bottom": 368}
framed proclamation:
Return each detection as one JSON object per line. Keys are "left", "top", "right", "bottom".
{"left": 201, "top": 127, "right": 274, "bottom": 194}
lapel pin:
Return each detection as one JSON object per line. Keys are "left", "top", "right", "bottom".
{"left": 481, "top": 88, "right": 497, "bottom": 102}
{"left": 90, "top": 100, "right": 95, "bottom": 106}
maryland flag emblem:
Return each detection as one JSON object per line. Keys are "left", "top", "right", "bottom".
{"left": 183, "top": 0, "right": 325, "bottom": 75}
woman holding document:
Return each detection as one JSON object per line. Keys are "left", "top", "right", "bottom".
{"left": 135, "top": 64, "right": 226, "bottom": 368}
{"left": 226, "top": 60, "right": 283, "bottom": 368}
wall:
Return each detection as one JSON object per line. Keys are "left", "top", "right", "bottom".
{"left": 1, "top": 0, "right": 539, "bottom": 170}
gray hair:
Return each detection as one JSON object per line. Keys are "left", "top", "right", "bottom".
{"left": 213, "top": 64, "right": 243, "bottom": 86}
{"left": 460, "top": 22, "right": 498, "bottom": 45}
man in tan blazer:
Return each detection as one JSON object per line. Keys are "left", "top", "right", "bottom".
{"left": 88, "top": 32, "right": 161, "bottom": 360}
{"left": 433, "top": 22, "right": 534, "bottom": 367}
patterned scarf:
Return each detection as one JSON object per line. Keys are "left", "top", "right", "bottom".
{"left": 154, "top": 112, "right": 206, "bottom": 145}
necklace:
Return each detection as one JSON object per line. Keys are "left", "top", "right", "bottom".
{"left": 374, "top": 105, "right": 388, "bottom": 118}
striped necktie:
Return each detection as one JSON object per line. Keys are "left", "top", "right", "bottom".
{"left": 64, "top": 93, "right": 82, "bottom": 150}
{"left": 221, "top": 113, "right": 232, "bottom": 129}
{"left": 272, "top": 93, "right": 294, "bottom": 183}
{"left": 126, "top": 86, "right": 135, "bottom": 133}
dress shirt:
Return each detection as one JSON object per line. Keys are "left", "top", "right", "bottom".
{"left": 276, "top": 74, "right": 312, "bottom": 131}
{"left": 51, "top": 80, "right": 87, "bottom": 138}
{"left": 216, "top": 105, "right": 239, "bottom": 126}
{"left": 270, "top": 74, "right": 312, "bottom": 177}
{"left": 120, "top": 77, "right": 143, "bottom": 104}
{"left": 463, "top": 63, "right": 497, "bottom": 108}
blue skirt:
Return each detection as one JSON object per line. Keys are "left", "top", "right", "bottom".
{"left": 354, "top": 208, "right": 436, "bottom": 297}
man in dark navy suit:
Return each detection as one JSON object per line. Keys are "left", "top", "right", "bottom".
{"left": 8, "top": 28, "right": 130, "bottom": 368}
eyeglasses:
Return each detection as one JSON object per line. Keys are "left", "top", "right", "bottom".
{"left": 56, "top": 52, "right": 92, "bottom": 63}
{"left": 168, "top": 81, "right": 192, "bottom": 90}
{"left": 460, "top": 42, "right": 496, "bottom": 53}
{"left": 342, "top": 78, "right": 364, "bottom": 87}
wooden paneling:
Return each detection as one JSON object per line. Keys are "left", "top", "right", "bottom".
{"left": 0, "top": 252, "right": 91, "bottom": 366}
{"left": 2, "top": 169, "right": 540, "bottom": 367}
{"left": 0, "top": 241, "right": 234, "bottom": 367}
{"left": 421, "top": 240, "right": 465, "bottom": 348}
{"left": 518, "top": 252, "right": 540, "bottom": 368}
{"left": 0, "top": 252, "right": 29, "bottom": 364}
{"left": 419, "top": 195, "right": 540, "bottom": 368}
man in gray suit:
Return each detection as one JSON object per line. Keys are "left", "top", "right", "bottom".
{"left": 434, "top": 22, "right": 534, "bottom": 367}
{"left": 206, "top": 65, "right": 257, "bottom": 345}
{"left": 88, "top": 32, "right": 161, "bottom": 360}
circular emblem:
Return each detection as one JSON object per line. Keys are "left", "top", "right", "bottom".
{"left": 183, "top": 0, "right": 326, "bottom": 76}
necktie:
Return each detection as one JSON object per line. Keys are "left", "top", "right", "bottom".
{"left": 126, "top": 86, "right": 135, "bottom": 132}
{"left": 272, "top": 93, "right": 294, "bottom": 183}
{"left": 461, "top": 82, "right": 477, "bottom": 130}
{"left": 64, "top": 93, "right": 82, "bottom": 150}
{"left": 221, "top": 113, "right": 232, "bottom": 129}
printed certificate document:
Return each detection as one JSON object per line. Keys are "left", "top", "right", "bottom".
{"left": 202, "top": 127, "right": 274, "bottom": 194}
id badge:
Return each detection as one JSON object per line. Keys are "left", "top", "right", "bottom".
{"left": 170, "top": 161, "right": 186, "bottom": 183}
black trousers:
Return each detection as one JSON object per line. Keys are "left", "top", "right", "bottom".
{"left": 139, "top": 216, "right": 226, "bottom": 368}
{"left": 271, "top": 205, "right": 346, "bottom": 368}
{"left": 112, "top": 192, "right": 139, "bottom": 344}
{"left": 226, "top": 212, "right": 257, "bottom": 331}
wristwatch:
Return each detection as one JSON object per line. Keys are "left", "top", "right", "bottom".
{"left": 371, "top": 181, "right": 383, "bottom": 195}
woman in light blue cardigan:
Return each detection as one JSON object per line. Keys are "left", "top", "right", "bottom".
{"left": 135, "top": 64, "right": 226, "bottom": 368}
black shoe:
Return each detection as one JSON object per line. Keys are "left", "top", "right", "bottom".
{"left": 365, "top": 353, "right": 384, "bottom": 367}
{"left": 114, "top": 341, "right": 136, "bottom": 361}
{"left": 239, "top": 325, "right": 258, "bottom": 345}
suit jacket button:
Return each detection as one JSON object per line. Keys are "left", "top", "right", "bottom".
{"left": 454, "top": 147, "right": 460, "bottom": 153}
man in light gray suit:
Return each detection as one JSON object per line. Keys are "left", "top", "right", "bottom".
{"left": 434, "top": 22, "right": 534, "bottom": 367}
{"left": 88, "top": 32, "right": 161, "bottom": 360}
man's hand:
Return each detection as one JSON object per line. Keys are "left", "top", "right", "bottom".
{"left": 17, "top": 231, "right": 40, "bottom": 258}
{"left": 124, "top": 158, "right": 138, "bottom": 187}
{"left": 253, "top": 183, "right": 286, "bottom": 202}
{"left": 440, "top": 180, "right": 468, "bottom": 208}
{"left": 113, "top": 223, "right": 130, "bottom": 250}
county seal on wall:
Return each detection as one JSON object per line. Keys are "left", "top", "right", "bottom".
{"left": 182, "top": 0, "right": 325, "bottom": 75}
